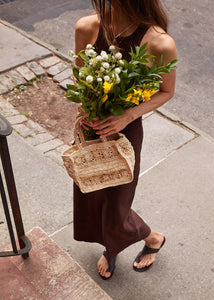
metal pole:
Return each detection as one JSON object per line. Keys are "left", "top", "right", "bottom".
{"left": 0, "top": 170, "right": 18, "bottom": 253}
{"left": 0, "top": 136, "right": 28, "bottom": 258}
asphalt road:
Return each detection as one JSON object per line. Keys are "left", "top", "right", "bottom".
{"left": 0, "top": 0, "right": 213, "bottom": 137}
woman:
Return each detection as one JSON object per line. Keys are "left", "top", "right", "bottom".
{"left": 73, "top": 0, "right": 177, "bottom": 279}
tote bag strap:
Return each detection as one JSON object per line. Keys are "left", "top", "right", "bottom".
{"left": 74, "top": 115, "right": 108, "bottom": 149}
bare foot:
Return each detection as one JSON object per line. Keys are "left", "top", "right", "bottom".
{"left": 133, "top": 231, "right": 165, "bottom": 269}
{"left": 97, "top": 254, "right": 111, "bottom": 279}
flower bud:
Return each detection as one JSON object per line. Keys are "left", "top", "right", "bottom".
{"left": 86, "top": 75, "right": 93, "bottom": 83}
{"left": 115, "top": 52, "right": 122, "bottom": 59}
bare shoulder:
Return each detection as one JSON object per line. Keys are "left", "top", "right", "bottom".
{"left": 143, "top": 26, "right": 177, "bottom": 63}
{"left": 75, "top": 14, "right": 99, "bottom": 42}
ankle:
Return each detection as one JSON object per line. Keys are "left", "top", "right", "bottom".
{"left": 144, "top": 230, "right": 163, "bottom": 245}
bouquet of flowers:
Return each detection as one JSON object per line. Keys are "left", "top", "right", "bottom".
{"left": 66, "top": 43, "right": 178, "bottom": 122}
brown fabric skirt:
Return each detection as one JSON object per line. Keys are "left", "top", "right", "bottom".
{"left": 73, "top": 117, "right": 151, "bottom": 260}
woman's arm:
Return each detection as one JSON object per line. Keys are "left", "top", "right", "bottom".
{"left": 88, "top": 33, "right": 177, "bottom": 138}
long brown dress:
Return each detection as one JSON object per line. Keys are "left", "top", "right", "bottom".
{"left": 73, "top": 24, "right": 151, "bottom": 261}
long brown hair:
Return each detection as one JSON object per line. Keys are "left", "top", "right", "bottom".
{"left": 91, "top": 0, "right": 168, "bottom": 45}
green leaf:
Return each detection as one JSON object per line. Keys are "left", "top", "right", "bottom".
{"left": 65, "top": 92, "right": 81, "bottom": 103}
{"left": 110, "top": 105, "right": 125, "bottom": 116}
{"left": 73, "top": 67, "right": 79, "bottom": 79}
{"left": 79, "top": 80, "right": 96, "bottom": 92}
{"left": 66, "top": 84, "right": 77, "bottom": 91}
{"left": 161, "top": 54, "right": 164, "bottom": 66}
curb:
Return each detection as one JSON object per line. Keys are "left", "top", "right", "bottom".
{"left": 0, "top": 18, "right": 73, "bottom": 64}
{"left": 1, "top": 18, "right": 214, "bottom": 144}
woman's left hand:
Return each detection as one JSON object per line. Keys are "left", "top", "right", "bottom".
{"left": 83, "top": 110, "right": 133, "bottom": 138}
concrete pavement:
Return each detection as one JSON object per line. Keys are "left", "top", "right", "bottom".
{"left": 0, "top": 21, "right": 214, "bottom": 300}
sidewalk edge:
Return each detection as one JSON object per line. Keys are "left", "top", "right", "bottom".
{"left": 0, "top": 18, "right": 73, "bottom": 64}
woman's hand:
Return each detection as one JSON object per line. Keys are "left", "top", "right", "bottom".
{"left": 83, "top": 110, "right": 134, "bottom": 138}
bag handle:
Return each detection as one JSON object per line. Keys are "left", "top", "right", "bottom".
{"left": 74, "top": 115, "right": 107, "bottom": 149}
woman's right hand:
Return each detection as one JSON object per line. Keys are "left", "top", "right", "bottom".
{"left": 77, "top": 105, "right": 91, "bottom": 130}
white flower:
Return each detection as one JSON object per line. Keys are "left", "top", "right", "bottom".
{"left": 115, "top": 52, "right": 122, "bottom": 59}
{"left": 97, "top": 77, "right": 102, "bottom": 82}
{"left": 96, "top": 55, "right": 102, "bottom": 61}
{"left": 86, "top": 49, "right": 96, "bottom": 57}
{"left": 115, "top": 67, "right": 121, "bottom": 74}
{"left": 104, "top": 75, "right": 110, "bottom": 82}
{"left": 68, "top": 50, "right": 75, "bottom": 57}
{"left": 109, "top": 45, "right": 116, "bottom": 51}
{"left": 100, "top": 51, "right": 108, "bottom": 60}
{"left": 119, "top": 59, "right": 124, "bottom": 65}
{"left": 86, "top": 75, "right": 93, "bottom": 83}
{"left": 86, "top": 44, "right": 93, "bottom": 49}
{"left": 100, "top": 67, "right": 105, "bottom": 72}
{"left": 90, "top": 58, "right": 97, "bottom": 67}
{"left": 115, "top": 74, "right": 120, "bottom": 84}
{"left": 101, "top": 50, "right": 107, "bottom": 57}
{"left": 102, "top": 62, "right": 110, "bottom": 69}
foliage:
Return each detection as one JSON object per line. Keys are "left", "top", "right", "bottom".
{"left": 66, "top": 43, "right": 178, "bottom": 121}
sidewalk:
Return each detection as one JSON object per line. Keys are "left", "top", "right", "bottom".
{"left": 0, "top": 21, "right": 214, "bottom": 300}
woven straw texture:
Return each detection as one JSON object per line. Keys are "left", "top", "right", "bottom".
{"left": 62, "top": 117, "right": 135, "bottom": 193}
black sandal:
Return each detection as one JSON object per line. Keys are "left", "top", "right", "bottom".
{"left": 133, "top": 236, "right": 166, "bottom": 272}
{"left": 99, "top": 251, "right": 116, "bottom": 280}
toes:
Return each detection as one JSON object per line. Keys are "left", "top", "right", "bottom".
{"left": 104, "top": 271, "right": 111, "bottom": 279}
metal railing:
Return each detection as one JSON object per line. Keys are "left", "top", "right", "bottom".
{"left": 0, "top": 114, "right": 31, "bottom": 258}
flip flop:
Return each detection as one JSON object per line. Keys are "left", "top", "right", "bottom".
{"left": 99, "top": 251, "right": 116, "bottom": 280}
{"left": 133, "top": 236, "right": 166, "bottom": 272}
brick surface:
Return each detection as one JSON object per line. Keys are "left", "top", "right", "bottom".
{"left": 8, "top": 70, "right": 26, "bottom": 86}
{"left": 16, "top": 65, "right": 36, "bottom": 81}
{"left": 53, "top": 68, "right": 73, "bottom": 83}
{"left": 39, "top": 56, "right": 61, "bottom": 68}
{"left": 7, "top": 227, "right": 112, "bottom": 300}
{"left": 0, "top": 98, "right": 15, "bottom": 110}
{"left": 7, "top": 114, "right": 28, "bottom": 125}
{"left": 27, "top": 61, "right": 45, "bottom": 77}
{"left": 13, "top": 124, "right": 34, "bottom": 137}
{"left": 0, "top": 74, "right": 15, "bottom": 90}
{"left": 47, "top": 63, "right": 68, "bottom": 76}
{"left": 26, "top": 119, "right": 46, "bottom": 133}
{"left": 0, "top": 107, "right": 20, "bottom": 117}
{"left": 60, "top": 78, "right": 74, "bottom": 90}
{"left": 0, "top": 257, "right": 42, "bottom": 300}
{"left": 0, "top": 83, "right": 8, "bottom": 94}
{"left": 26, "top": 132, "right": 54, "bottom": 146}
{"left": 35, "top": 138, "right": 64, "bottom": 153}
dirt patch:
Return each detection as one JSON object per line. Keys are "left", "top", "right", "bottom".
{"left": 2, "top": 76, "right": 78, "bottom": 145}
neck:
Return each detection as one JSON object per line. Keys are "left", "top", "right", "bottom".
{"left": 111, "top": 7, "right": 137, "bottom": 37}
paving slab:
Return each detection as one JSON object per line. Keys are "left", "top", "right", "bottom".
{"left": 0, "top": 23, "right": 51, "bottom": 73}
{"left": 51, "top": 136, "right": 214, "bottom": 300}
{"left": 140, "top": 113, "right": 195, "bottom": 174}
{"left": 0, "top": 132, "right": 73, "bottom": 249}
{"left": 0, "top": 227, "right": 112, "bottom": 300}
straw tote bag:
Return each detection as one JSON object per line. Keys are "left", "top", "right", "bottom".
{"left": 62, "top": 116, "right": 135, "bottom": 193}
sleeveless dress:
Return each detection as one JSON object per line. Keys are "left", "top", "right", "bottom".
{"left": 73, "top": 24, "right": 151, "bottom": 261}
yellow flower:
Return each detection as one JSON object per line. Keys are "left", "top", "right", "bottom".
{"left": 134, "top": 87, "right": 143, "bottom": 96}
{"left": 150, "top": 89, "right": 156, "bottom": 96}
{"left": 142, "top": 89, "right": 151, "bottom": 102}
{"left": 142, "top": 89, "right": 156, "bottom": 102}
{"left": 131, "top": 97, "right": 139, "bottom": 105}
{"left": 125, "top": 93, "right": 133, "bottom": 102}
{"left": 102, "top": 94, "right": 108, "bottom": 103}
{"left": 103, "top": 81, "right": 113, "bottom": 94}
